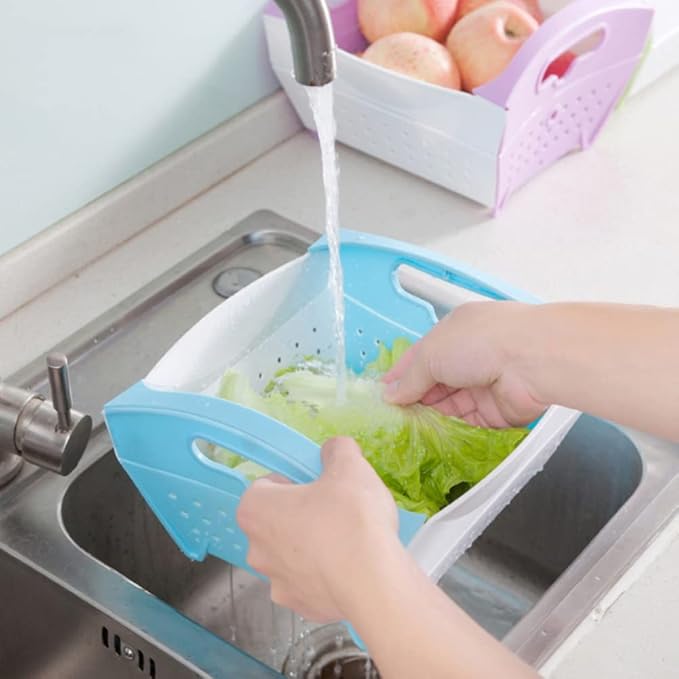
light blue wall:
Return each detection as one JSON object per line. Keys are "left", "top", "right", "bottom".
{"left": 0, "top": 0, "right": 278, "bottom": 256}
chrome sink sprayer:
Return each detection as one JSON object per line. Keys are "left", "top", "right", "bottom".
{"left": 0, "top": 354, "right": 92, "bottom": 487}
{"left": 274, "top": 0, "right": 337, "bottom": 85}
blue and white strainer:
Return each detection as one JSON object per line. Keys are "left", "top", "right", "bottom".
{"left": 104, "top": 230, "right": 579, "bottom": 583}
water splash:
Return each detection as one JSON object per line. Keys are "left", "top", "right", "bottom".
{"left": 287, "top": 611, "right": 298, "bottom": 678}
{"left": 299, "top": 617, "right": 315, "bottom": 671}
{"left": 270, "top": 600, "right": 279, "bottom": 668}
{"left": 228, "top": 565, "right": 237, "bottom": 643}
{"left": 307, "top": 83, "right": 346, "bottom": 403}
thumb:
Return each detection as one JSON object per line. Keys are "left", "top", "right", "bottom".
{"left": 382, "top": 342, "right": 418, "bottom": 384}
{"left": 320, "top": 436, "right": 364, "bottom": 476}
{"left": 383, "top": 346, "right": 437, "bottom": 405}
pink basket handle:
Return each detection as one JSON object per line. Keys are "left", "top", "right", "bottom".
{"left": 475, "top": 0, "right": 653, "bottom": 111}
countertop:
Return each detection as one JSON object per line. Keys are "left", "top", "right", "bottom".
{"left": 2, "top": 64, "right": 679, "bottom": 677}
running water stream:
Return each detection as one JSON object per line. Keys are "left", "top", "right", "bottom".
{"left": 307, "top": 84, "right": 347, "bottom": 403}
{"left": 267, "top": 85, "right": 363, "bottom": 679}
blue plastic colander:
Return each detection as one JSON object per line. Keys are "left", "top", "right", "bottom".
{"left": 104, "top": 230, "right": 533, "bottom": 571}
{"left": 104, "top": 231, "right": 578, "bottom": 610}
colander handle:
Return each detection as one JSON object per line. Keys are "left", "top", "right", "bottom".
{"left": 475, "top": 0, "right": 653, "bottom": 110}
{"left": 311, "top": 230, "right": 538, "bottom": 304}
{"left": 106, "top": 382, "right": 323, "bottom": 485}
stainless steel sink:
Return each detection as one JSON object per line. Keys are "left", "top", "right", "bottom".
{"left": 1, "top": 211, "right": 678, "bottom": 678}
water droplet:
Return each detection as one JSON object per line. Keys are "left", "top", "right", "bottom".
{"left": 229, "top": 566, "right": 238, "bottom": 643}
{"left": 592, "top": 606, "right": 605, "bottom": 622}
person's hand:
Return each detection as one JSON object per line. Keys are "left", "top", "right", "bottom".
{"left": 238, "top": 435, "right": 539, "bottom": 679}
{"left": 236, "top": 436, "right": 402, "bottom": 623}
{"left": 384, "top": 301, "right": 547, "bottom": 428}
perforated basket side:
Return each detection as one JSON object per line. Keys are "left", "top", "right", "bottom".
{"left": 476, "top": 0, "right": 654, "bottom": 211}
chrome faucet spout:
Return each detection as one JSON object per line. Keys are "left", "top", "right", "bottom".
{"left": 273, "top": 0, "right": 336, "bottom": 86}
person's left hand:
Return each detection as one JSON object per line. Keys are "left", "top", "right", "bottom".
{"left": 236, "top": 436, "right": 400, "bottom": 622}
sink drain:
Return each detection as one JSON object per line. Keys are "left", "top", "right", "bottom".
{"left": 212, "top": 267, "right": 261, "bottom": 298}
{"left": 282, "top": 624, "right": 379, "bottom": 679}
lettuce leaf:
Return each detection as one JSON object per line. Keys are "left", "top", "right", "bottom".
{"left": 210, "top": 340, "right": 528, "bottom": 517}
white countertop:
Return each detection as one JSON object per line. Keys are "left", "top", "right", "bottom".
{"left": 2, "top": 63, "right": 679, "bottom": 678}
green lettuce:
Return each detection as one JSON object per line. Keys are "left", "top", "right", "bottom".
{"left": 209, "top": 339, "right": 528, "bottom": 517}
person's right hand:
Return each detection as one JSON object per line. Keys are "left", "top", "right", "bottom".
{"left": 383, "top": 301, "right": 547, "bottom": 428}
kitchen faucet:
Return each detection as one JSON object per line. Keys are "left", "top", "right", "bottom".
{"left": 0, "top": 354, "right": 92, "bottom": 487}
{"left": 274, "top": 0, "right": 337, "bottom": 86}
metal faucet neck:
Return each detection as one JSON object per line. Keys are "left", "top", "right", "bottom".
{"left": 274, "top": 0, "right": 337, "bottom": 86}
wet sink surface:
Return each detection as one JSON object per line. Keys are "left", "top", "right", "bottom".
{"left": 1, "top": 210, "right": 677, "bottom": 679}
{"left": 61, "top": 414, "right": 642, "bottom": 666}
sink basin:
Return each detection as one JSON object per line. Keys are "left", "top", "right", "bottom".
{"left": 1, "top": 211, "right": 678, "bottom": 678}
{"left": 60, "top": 414, "right": 641, "bottom": 663}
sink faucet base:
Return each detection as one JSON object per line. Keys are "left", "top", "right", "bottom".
{"left": 0, "top": 354, "right": 92, "bottom": 485}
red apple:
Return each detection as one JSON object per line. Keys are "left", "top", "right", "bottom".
{"left": 363, "top": 32, "right": 462, "bottom": 89}
{"left": 358, "top": 0, "right": 459, "bottom": 43}
{"left": 456, "top": 0, "right": 543, "bottom": 22}
{"left": 446, "top": 1, "right": 538, "bottom": 91}
{"left": 544, "top": 50, "right": 576, "bottom": 80}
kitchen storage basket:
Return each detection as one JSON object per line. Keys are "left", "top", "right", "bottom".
{"left": 264, "top": 0, "right": 653, "bottom": 212}
{"left": 104, "top": 230, "right": 579, "bottom": 583}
